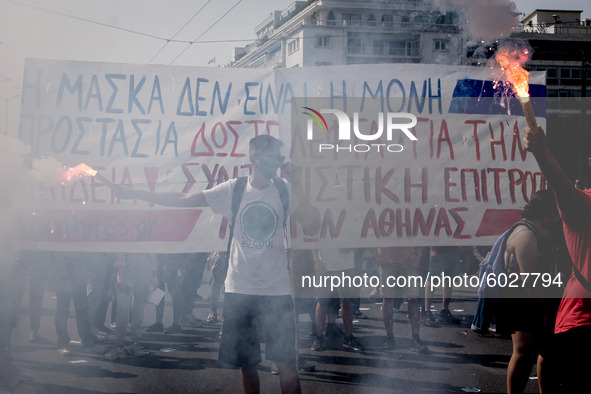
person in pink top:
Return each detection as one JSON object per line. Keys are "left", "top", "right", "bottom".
{"left": 525, "top": 126, "right": 591, "bottom": 392}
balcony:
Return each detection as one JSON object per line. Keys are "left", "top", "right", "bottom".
{"left": 346, "top": 45, "right": 421, "bottom": 59}
{"left": 521, "top": 23, "right": 591, "bottom": 36}
{"left": 304, "top": 18, "right": 460, "bottom": 33}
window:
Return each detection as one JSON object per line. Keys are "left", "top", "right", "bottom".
{"left": 373, "top": 40, "right": 384, "bottom": 55}
{"left": 310, "top": 12, "right": 318, "bottom": 25}
{"left": 287, "top": 39, "right": 300, "bottom": 54}
{"left": 571, "top": 68, "right": 581, "bottom": 79}
{"left": 315, "top": 62, "right": 332, "bottom": 66}
{"left": 560, "top": 68, "right": 571, "bottom": 79}
{"left": 389, "top": 40, "right": 410, "bottom": 56}
{"left": 347, "top": 38, "right": 363, "bottom": 54}
{"left": 342, "top": 13, "right": 362, "bottom": 26}
{"left": 382, "top": 15, "right": 394, "bottom": 28}
{"left": 367, "top": 14, "right": 377, "bottom": 26}
{"left": 434, "top": 39, "right": 448, "bottom": 51}
{"left": 316, "top": 36, "right": 331, "bottom": 48}
{"left": 327, "top": 11, "right": 336, "bottom": 26}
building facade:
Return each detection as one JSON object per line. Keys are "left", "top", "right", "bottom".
{"left": 513, "top": 10, "right": 591, "bottom": 182}
{"left": 515, "top": 9, "right": 591, "bottom": 98}
{"left": 231, "top": 0, "right": 463, "bottom": 69}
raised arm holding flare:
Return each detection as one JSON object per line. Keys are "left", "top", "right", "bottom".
{"left": 524, "top": 126, "right": 591, "bottom": 393}
{"left": 524, "top": 127, "right": 579, "bottom": 208}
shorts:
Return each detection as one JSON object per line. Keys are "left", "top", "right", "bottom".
{"left": 379, "top": 261, "right": 423, "bottom": 299}
{"left": 497, "top": 297, "right": 559, "bottom": 348}
{"left": 497, "top": 297, "right": 545, "bottom": 333}
{"left": 315, "top": 268, "right": 361, "bottom": 300}
{"left": 218, "top": 293, "right": 297, "bottom": 368}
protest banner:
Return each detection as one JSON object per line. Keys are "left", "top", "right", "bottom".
{"left": 15, "top": 59, "right": 545, "bottom": 252}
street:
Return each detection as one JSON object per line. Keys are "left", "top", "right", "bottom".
{"left": 6, "top": 280, "right": 539, "bottom": 394}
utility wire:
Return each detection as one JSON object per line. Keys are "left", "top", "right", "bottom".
{"left": 3, "top": 0, "right": 354, "bottom": 65}
{"left": 2, "top": 0, "right": 266, "bottom": 48}
{"left": 147, "top": 0, "right": 212, "bottom": 64}
{"left": 3, "top": 0, "right": 349, "bottom": 47}
{"left": 168, "top": 0, "right": 243, "bottom": 65}
{"left": 3, "top": 0, "right": 171, "bottom": 42}
{"left": 2, "top": 0, "right": 291, "bottom": 60}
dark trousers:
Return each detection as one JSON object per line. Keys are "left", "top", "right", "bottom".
{"left": 552, "top": 325, "right": 591, "bottom": 392}
{"left": 54, "top": 261, "right": 96, "bottom": 348}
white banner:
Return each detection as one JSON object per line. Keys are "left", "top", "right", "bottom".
{"left": 16, "top": 59, "right": 546, "bottom": 252}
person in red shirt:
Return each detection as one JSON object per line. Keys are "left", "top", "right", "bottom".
{"left": 525, "top": 126, "right": 591, "bottom": 392}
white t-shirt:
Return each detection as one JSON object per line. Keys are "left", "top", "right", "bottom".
{"left": 319, "top": 248, "right": 355, "bottom": 271}
{"left": 203, "top": 178, "right": 291, "bottom": 296}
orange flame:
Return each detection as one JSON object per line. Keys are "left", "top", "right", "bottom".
{"left": 495, "top": 47, "right": 530, "bottom": 102}
{"left": 62, "top": 163, "right": 97, "bottom": 183}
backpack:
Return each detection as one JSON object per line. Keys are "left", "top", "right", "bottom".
{"left": 477, "top": 219, "right": 540, "bottom": 298}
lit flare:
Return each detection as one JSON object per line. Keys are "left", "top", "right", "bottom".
{"left": 62, "top": 163, "right": 113, "bottom": 187}
{"left": 495, "top": 48, "right": 538, "bottom": 133}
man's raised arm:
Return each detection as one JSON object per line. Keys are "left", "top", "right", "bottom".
{"left": 116, "top": 187, "right": 209, "bottom": 208}
{"left": 525, "top": 126, "right": 577, "bottom": 210}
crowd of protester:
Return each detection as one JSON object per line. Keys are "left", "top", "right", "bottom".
{"left": 1, "top": 129, "right": 590, "bottom": 394}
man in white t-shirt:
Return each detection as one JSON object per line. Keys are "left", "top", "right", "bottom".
{"left": 117, "top": 135, "right": 301, "bottom": 394}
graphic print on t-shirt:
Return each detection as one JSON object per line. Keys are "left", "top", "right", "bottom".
{"left": 239, "top": 201, "right": 278, "bottom": 249}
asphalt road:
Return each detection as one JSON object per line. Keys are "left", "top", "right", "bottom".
{"left": 5, "top": 282, "right": 542, "bottom": 394}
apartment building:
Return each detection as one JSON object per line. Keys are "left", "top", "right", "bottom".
{"left": 513, "top": 10, "right": 591, "bottom": 181}
{"left": 231, "top": 0, "right": 463, "bottom": 68}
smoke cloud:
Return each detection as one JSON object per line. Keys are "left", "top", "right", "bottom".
{"left": 0, "top": 137, "right": 65, "bottom": 259}
{"left": 436, "top": 0, "right": 520, "bottom": 45}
